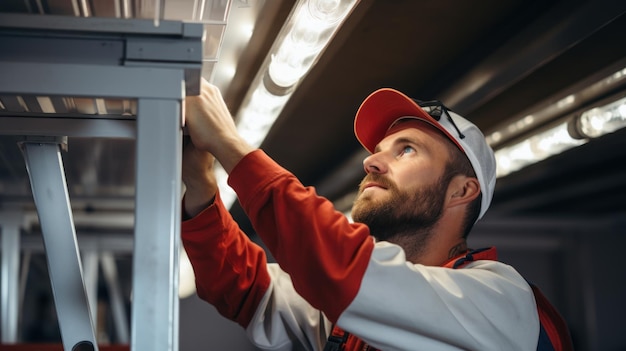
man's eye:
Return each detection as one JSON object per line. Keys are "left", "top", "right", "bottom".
{"left": 401, "top": 146, "right": 415, "bottom": 155}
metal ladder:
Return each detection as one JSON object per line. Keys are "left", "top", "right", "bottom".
{"left": 0, "top": 13, "right": 204, "bottom": 350}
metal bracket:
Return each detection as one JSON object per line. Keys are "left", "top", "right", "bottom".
{"left": 19, "top": 136, "right": 98, "bottom": 351}
{"left": 18, "top": 135, "right": 68, "bottom": 151}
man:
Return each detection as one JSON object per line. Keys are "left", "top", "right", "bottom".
{"left": 181, "top": 80, "right": 571, "bottom": 350}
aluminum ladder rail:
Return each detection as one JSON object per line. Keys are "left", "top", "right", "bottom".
{"left": 0, "top": 13, "right": 203, "bottom": 350}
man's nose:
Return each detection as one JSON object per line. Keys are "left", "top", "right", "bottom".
{"left": 363, "top": 152, "right": 389, "bottom": 174}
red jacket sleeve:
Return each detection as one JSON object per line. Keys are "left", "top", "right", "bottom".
{"left": 228, "top": 150, "right": 375, "bottom": 323}
{"left": 181, "top": 191, "right": 271, "bottom": 327}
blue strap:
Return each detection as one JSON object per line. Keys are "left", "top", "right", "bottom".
{"left": 452, "top": 247, "right": 491, "bottom": 268}
{"left": 537, "top": 323, "right": 556, "bottom": 351}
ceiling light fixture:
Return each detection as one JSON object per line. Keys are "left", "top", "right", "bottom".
{"left": 576, "top": 94, "right": 626, "bottom": 138}
{"left": 215, "top": 0, "right": 361, "bottom": 208}
{"left": 494, "top": 121, "right": 587, "bottom": 177}
{"left": 494, "top": 90, "right": 626, "bottom": 178}
{"left": 238, "top": 0, "right": 361, "bottom": 137}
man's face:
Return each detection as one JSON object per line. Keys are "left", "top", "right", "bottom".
{"left": 351, "top": 120, "right": 452, "bottom": 241}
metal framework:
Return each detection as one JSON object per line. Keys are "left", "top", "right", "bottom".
{"left": 0, "top": 13, "right": 203, "bottom": 351}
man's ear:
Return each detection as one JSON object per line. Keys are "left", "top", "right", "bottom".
{"left": 446, "top": 175, "right": 480, "bottom": 208}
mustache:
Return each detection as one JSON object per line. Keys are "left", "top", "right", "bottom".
{"left": 358, "top": 174, "right": 397, "bottom": 192}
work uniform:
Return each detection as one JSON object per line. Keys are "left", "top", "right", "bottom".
{"left": 182, "top": 150, "right": 540, "bottom": 351}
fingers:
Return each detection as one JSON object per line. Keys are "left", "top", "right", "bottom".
{"left": 183, "top": 137, "right": 215, "bottom": 172}
{"left": 182, "top": 139, "right": 217, "bottom": 192}
{"left": 180, "top": 79, "right": 223, "bottom": 216}
{"left": 184, "top": 80, "right": 236, "bottom": 153}
{"left": 183, "top": 79, "right": 253, "bottom": 173}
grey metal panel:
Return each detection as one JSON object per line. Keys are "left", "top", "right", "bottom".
{"left": 0, "top": 210, "right": 22, "bottom": 343}
{"left": 126, "top": 37, "right": 203, "bottom": 63}
{"left": 20, "top": 139, "right": 98, "bottom": 350}
{"left": 0, "top": 34, "right": 125, "bottom": 66}
{"left": 82, "top": 250, "right": 100, "bottom": 327}
{"left": 0, "top": 117, "right": 136, "bottom": 138}
{"left": 0, "top": 13, "right": 204, "bottom": 37}
{"left": 0, "top": 62, "right": 187, "bottom": 99}
{"left": 0, "top": 14, "right": 204, "bottom": 96}
{"left": 131, "top": 98, "right": 182, "bottom": 351}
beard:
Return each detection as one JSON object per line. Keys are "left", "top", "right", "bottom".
{"left": 351, "top": 173, "right": 448, "bottom": 247}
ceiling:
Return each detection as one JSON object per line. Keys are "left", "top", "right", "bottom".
{"left": 1, "top": 0, "right": 626, "bottom": 240}
{"left": 0, "top": 0, "right": 625, "bottom": 347}
{"left": 226, "top": 0, "right": 626, "bottom": 235}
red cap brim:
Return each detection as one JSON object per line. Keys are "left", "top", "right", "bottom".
{"left": 354, "top": 88, "right": 462, "bottom": 153}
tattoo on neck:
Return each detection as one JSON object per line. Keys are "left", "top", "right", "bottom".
{"left": 448, "top": 242, "right": 468, "bottom": 259}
